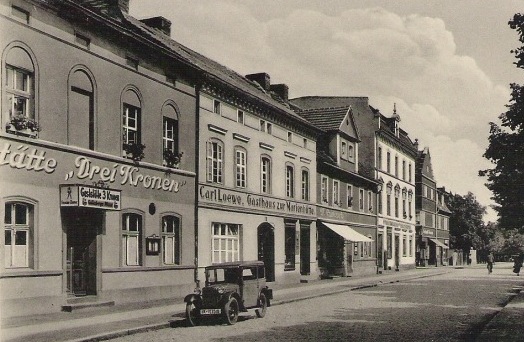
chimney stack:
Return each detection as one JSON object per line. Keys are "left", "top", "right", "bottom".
{"left": 245, "top": 72, "right": 270, "bottom": 92}
{"left": 270, "top": 84, "right": 289, "bottom": 102}
{"left": 140, "top": 16, "right": 172, "bottom": 36}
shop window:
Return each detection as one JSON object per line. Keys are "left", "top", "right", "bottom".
{"left": 285, "top": 222, "right": 296, "bottom": 271}
{"left": 212, "top": 223, "right": 240, "bottom": 263}
{"left": 122, "top": 213, "right": 142, "bottom": 266}
{"left": 4, "top": 201, "right": 34, "bottom": 268}
{"left": 235, "top": 147, "right": 247, "bottom": 188}
{"left": 261, "top": 155, "right": 272, "bottom": 194}
{"left": 69, "top": 68, "right": 95, "bottom": 150}
{"left": 286, "top": 164, "right": 295, "bottom": 198}
{"left": 162, "top": 215, "right": 180, "bottom": 265}
{"left": 206, "top": 139, "right": 224, "bottom": 184}
{"left": 301, "top": 168, "right": 310, "bottom": 201}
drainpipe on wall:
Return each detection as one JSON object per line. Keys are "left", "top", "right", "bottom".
{"left": 193, "top": 82, "right": 201, "bottom": 288}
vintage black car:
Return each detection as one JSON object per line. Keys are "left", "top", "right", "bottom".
{"left": 184, "top": 261, "right": 273, "bottom": 325}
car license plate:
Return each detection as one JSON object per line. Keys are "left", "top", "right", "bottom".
{"left": 200, "top": 308, "right": 221, "bottom": 315}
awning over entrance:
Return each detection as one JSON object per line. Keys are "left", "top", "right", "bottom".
{"left": 430, "top": 238, "right": 449, "bottom": 249}
{"left": 322, "top": 222, "right": 373, "bottom": 242}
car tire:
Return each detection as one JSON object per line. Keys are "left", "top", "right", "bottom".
{"left": 223, "top": 297, "right": 239, "bottom": 325}
{"left": 185, "top": 302, "right": 200, "bottom": 327}
{"left": 255, "top": 293, "right": 267, "bottom": 318}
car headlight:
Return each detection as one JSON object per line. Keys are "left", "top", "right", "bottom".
{"left": 217, "top": 286, "right": 226, "bottom": 294}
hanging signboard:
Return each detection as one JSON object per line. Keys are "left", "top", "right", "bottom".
{"left": 60, "top": 184, "right": 121, "bottom": 210}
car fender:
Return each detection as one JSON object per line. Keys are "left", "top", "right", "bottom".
{"left": 219, "top": 292, "right": 241, "bottom": 307}
{"left": 184, "top": 293, "right": 202, "bottom": 305}
{"left": 260, "top": 288, "right": 272, "bottom": 306}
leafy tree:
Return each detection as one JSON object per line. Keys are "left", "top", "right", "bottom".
{"left": 447, "top": 192, "right": 486, "bottom": 254}
{"left": 480, "top": 13, "right": 524, "bottom": 232}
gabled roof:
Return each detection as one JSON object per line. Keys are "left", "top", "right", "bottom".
{"left": 294, "top": 106, "right": 359, "bottom": 139}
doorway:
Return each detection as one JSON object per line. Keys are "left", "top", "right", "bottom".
{"left": 63, "top": 208, "right": 103, "bottom": 296}
{"left": 300, "top": 224, "right": 310, "bottom": 275}
{"left": 257, "top": 223, "right": 275, "bottom": 282}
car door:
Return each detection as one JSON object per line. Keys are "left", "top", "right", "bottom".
{"left": 241, "top": 267, "right": 259, "bottom": 308}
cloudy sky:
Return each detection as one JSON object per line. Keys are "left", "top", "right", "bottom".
{"left": 130, "top": 0, "right": 524, "bottom": 222}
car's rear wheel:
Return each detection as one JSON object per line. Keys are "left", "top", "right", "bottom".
{"left": 185, "top": 302, "right": 200, "bottom": 327}
{"left": 255, "top": 293, "right": 267, "bottom": 318}
{"left": 223, "top": 297, "right": 239, "bottom": 325}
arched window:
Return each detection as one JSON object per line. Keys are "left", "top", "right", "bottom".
{"left": 4, "top": 200, "right": 35, "bottom": 268}
{"left": 234, "top": 146, "right": 247, "bottom": 188}
{"left": 161, "top": 214, "right": 180, "bottom": 265}
{"left": 69, "top": 67, "right": 95, "bottom": 149}
{"left": 3, "top": 45, "right": 37, "bottom": 135}
{"left": 162, "top": 102, "right": 179, "bottom": 166}
{"left": 122, "top": 87, "right": 142, "bottom": 159}
{"left": 206, "top": 138, "right": 224, "bottom": 183}
{"left": 261, "top": 155, "right": 272, "bottom": 194}
{"left": 122, "top": 212, "right": 143, "bottom": 266}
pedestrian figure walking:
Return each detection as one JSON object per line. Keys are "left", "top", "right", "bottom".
{"left": 487, "top": 252, "right": 494, "bottom": 274}
{"left": 513, "top": 253, "right": 523, "bottom": 276}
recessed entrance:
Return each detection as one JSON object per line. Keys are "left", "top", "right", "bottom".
{"left": 257, "top": 223, "right": 275, "bottom": 282}
{"left": 63, "top": 208, "right": 103, "bottom": 296}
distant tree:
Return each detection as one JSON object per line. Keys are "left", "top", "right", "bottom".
{"left": 480, "top": 13, "right": 524, "bottom": 232}
{"left": 501, "top": 229, "right": 524, "bottom": 256}
{"left": 447, "top": 192, "right": 487, "bottom": 254}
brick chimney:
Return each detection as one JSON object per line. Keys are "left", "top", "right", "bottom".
{"left": 270, "top": 84, "right": 289, "bottom": 102}
{"left": 140, "top": 16, "right": 172, "bottom": 36}
{"left": 245, "top": 73, "right": 270, "bottom": 92}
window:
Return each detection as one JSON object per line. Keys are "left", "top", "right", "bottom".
{"left": 301, "top": 169, "right": 310, "bottom": 201}
{"left": 321, "top": 176, "right": 328, "bottom": 203}
{"left": 163, "top": 116, "right": 179, "bottom": 163}
{"left": 261, "top": 156, "right": 272, "bottom": 193}
{"left": 212, "top": 223, "right": 240, "bottom": 263}
{"left": 403, "top": 235, "right": 408, "bottom": 257}
{"left": 341, "top": 140, "right": 347, "bottom": 160}
{"left": 285, "top": 222, "right": 296, "bottom": 270}
{"left": 408, "top": 199, "right": 412, "bottom": 219}
{"left": 237, "top": 110, "right": 244, "bottom": 124}
{"left": 286, "top": 164, "right": 295, "bottom": 197}
{"left": 377, "top": 147, "right": 382, "bottom": 170}
{"left": 333, "top": 180, "right": 340, "bottom": 206}
{"left": 348, "top": 144, "right": 354, "bottom": 161}
{"left": 408, "top": 164, "right": 412, "bottom": 183}
{"left": 126, "top": 56, "right": 139, "bottom": 70}
{"left": 378, "top": 191, "right": 383, "bottom": 214}
{"left": 394, "top": 186, "right": 400, "bottom": 218}
{"left": 6, "top": 65, "right": 34, "bottom": 120}
{"left": 368, "top": 191, "right": 373, "bottom": 212}
{"left": 213, "top": 100, "right": 221, "bottom": 114}
{"left": 402, "top": 160, "right": 406, "bottom": 180}
{"left": 75, "top": 32, "right": 90, "bottom": 48}
{"left": 206, "top": 139, "right": 224, "bottom": 183}
{"left": 303, "top": 138, "right": 308, "bottom": 148}
{"left": 409, "top": 236, "right": 413, "bottom": 256}
{"left": 395, "top": 156, "right": 398, "bottom": 177}
{"left": 260, "top": 120, "right": 272, "bottom": 134}
{"left": 387, "top": 193, "right": 391, "bottom": 216}
{"left": 122, "top": 213, "right": 142, "bottom": 266}
{"left": 69, "top": 69, "right": 94, "bottom": 149}
{"left": 287, "top": 132, "right": 293, "bottom": 143}
{"left": 386, "top": 152, "right": 391, "bottom": 173}
{"left": 359, "top": 189, "right": 364, "bottom": 210}
{"left": 347, "top": 185, "right": 353, "bottom": 208}
{"left": 402, "top": 198, "right": 407, "bottom": 218}
{"left": 235, "top": 147, "right": 247, "bottom": 188}
{"left": 122, "top": 101, "right": 141, "bottom": 153}
{"left": 162, "top": 215, "right": 180, "bottom": 265}
{"left": 4, "top": 202, "right": 33, "bottom": 268}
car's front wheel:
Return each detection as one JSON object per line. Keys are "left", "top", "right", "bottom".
{"left": 185, "top": 302, "right": 200, "bottom": 327}
{"left": 223, "top": 297, "right": 239, "bottom": 325}
{"left": 255, "top": 293, "right": 267, "bottom": 318}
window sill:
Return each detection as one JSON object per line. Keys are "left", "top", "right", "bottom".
{"left": 6, "top": 127, "right": 38, "bottom": 138}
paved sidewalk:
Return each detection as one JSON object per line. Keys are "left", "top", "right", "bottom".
{"left": 0, "top": 267, "right": 453, "bottom": 342}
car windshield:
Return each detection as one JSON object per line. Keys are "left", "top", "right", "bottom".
{"left": 206, "top": 267, "right": 239, "bottom": 285}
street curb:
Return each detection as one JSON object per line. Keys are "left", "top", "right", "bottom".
{"left": 69, "top": 270, "right": 448, "bottom": 342}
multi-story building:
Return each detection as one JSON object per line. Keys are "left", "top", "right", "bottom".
{"left": 1, "top": 0, "right": 198, "bottom": 316}
{"left": 291, "top": 103, "right": 379, "bottom": 277}
{"left": 374, "top": 106, "right": 417, "bottom": 271}
{"left": 196, "top": 72, "right": 319, "bottom": 284}
{"left": 415, "top": 147, "right": 450, "bottom": 266}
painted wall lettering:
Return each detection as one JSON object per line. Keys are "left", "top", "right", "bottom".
{"left": 0, "top": 142, "right": 57, "bottom": 173}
